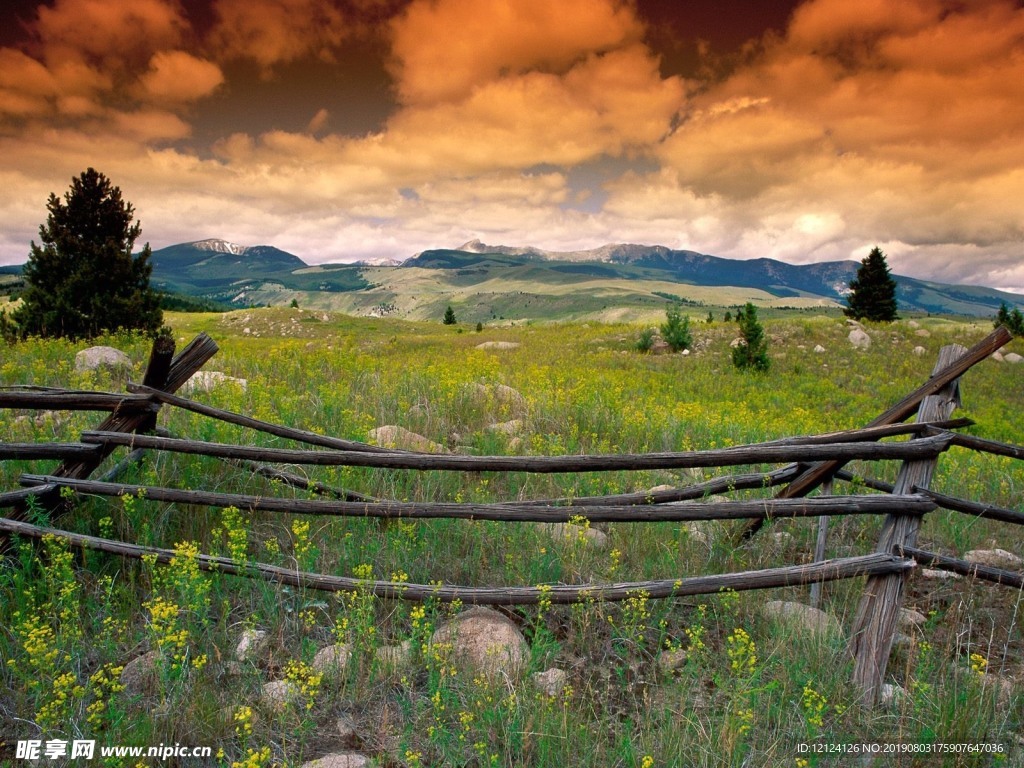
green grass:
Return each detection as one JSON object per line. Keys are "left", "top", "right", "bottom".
{"left": 1, "top": 311, "right": 1022, "bottom": 767}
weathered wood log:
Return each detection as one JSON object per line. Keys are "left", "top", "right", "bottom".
{"left": 77, "top": 430, "right": 954, "bottom": 473}
{"left": 512, "top": 465, "right": 800, "bottom": 507}
{"left": 0, "top": 390, "right": 156, "bottom": 412}
{"left": 739, "top": 326, "right": 1012, "bottom": 540}
{"left": 834, "top": 469, "right": 1024, "bottom": 527}
{"left": 0, "top": 486, "right": 57, "bottom": 508}
{"left": 54, "top": 333, "right": 217, "bottom": 481}
{"left": 0, "top": 443, "right": 102, "bottom": 460}
{"left": 138, "top": 332, "right": 176, "bottom": 434}
{"left": 231, "top": 459, "right": 379, "bottom": 503}
{"left": 128, "top": 383, "right": 403, "bottom": 454}
{"left": 0, "top": 513, "right": 915, "bottom": 604}
{"left": 851, "top": 344, "right": 966, "bottom": 706}
{"left": 18, "top": 474, "right": 936, "bottom": 523}
{"left": 897, "top": 545, "right": 1024, "bottom": 589}
{"left": 945, "top": 432, "right": 1024, "bottom": 461}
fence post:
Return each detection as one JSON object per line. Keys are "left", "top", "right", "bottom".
{"left": 849, "top": 344, "right": 966, "bottom": 705}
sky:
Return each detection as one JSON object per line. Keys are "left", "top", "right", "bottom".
{"left": 1, "top": 0, "right": 1023, "bottom": 293}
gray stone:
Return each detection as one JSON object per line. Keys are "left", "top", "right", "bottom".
{"left": 848, "top": 329, "right": 871, "bottom": 349}
{"left": 914, "top": 328, "right": 931, "bottom": 337}
{"left": 963, "top": 548, "right": 1023, "bottom": 569}
{"left": 762, "top": 600, "right": 841, "bottom": 638}
{"left": 181, "top": 370, "right": 248, "bottom": 394}
{"left": 912, "top": 346, "right": 926, "bottom": 356}
{"left": 120, "top": 650, "right": 160, "bottom": 696}
{"left": 532, "top": 667, "right": 568, "bottom": 696}
{"left": 430, "top": 607, "right": 529, "bottom": 678}
{"left": 545, "top": 522, "right": 609, "bottom": 549}
{"left": 813, "top": 344, "right": 826, "bottom": 353}
{"left": 464, "top": 382, "right": 528, "bottom": 414}
{"left": 475, "top": 341, "right": 521, "bottom": 350}
{"left": 1005, "top": 353, "right": 1023, "bottom": 364}
{"left": 992, "top": 351, "right": 1005, "bottom": 362}
{"left": 235, "top": 628, "right": 269, "bottom": 662}
{"left": 312, "top": 643, "right": 352, "bottom": 676}
{"left": 657, "top": 648, "right": 688, "bottom": 677}
{"left": 368, "top": 425, "right": 446, "bottom": 453}
{"left": 299, "top": 753, "right": 370, "bottom": 768}
{"left": 898, "top": 609, "right": 927, "bottom": 631}
{"left": 260, "top": 679, "right": 300, "bottom": 711}
{"left": 375, "top": 641, "right": 412, "bottom": 672}
{"left": 75, "top": 346, "right": 131, "bottom": 374}
{"left": 881, "top": 683, "right": 906, "bottom": 707}
{"left": 486, "top": 419, "right": 523, "bottom": 436}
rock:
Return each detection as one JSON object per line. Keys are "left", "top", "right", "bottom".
{"left": 430, "top": 607, "right": 529, "bottom": 678}
{"left": 181, "top": 370, "right": 248, "bottom": 394}
{"left": 532, "top": 667, "right": 568, "bottom": 696}
{"left": 914, "top": 329, "right": 931, "bottom": 337}
{"left": 908, "top": 320, "right": 920, "bottom": 328}
{"left": 912, "top": 346, "right": 926, "bottom": 356}
{"left": 650, "top": 340, "right": 671, "bottom": 355}
{"left": 75, "top": 346, "right": 131, "bottom": 374}
{"left": 921, "top": 568, "right": 962, "bottom": 580}
{"left": 1005, "top": 353, "right": 1023, "bottom": 364}
{"left": 647, "top": 484, "right": 675, "bottom": 494}
{"left": 898, "top": 609, "right": 927, "bottom": 631}
{"left": 375, "top": 641, "right": 412, "bottom": 672}
{"left": 771, "top": 530, "right": 794, "bottom": 546}
{"left": 313, "top": 643, "right": 352, "bottom": 676}
{"left": 299, "top": 753, "right": 370, "bottom": 768}
{"left": 368, "top": 425, "right": 446, "bottom": 453}
{"left": 992, "top": 351, "right": 1005, "bottom": 362}
{"left": 545, "top": 522, "right": 609, "bottom": 549}
{"left": 848, "top": 329, "right": 871, "bottom": 349}
{"left": 475, "top": 341, "right": 520, "bottom": 350}
{"left": 235, "top": 629, "right": 269, "bottom": 662}
{"left": 487, "top": 419, "right": 523, "bottom": 436}
{"left": 845, "top": 318, "right": 864, "bottom": 328}
{"left": 260, "top": 680, "right": 300, "bottom": 711}
{"left": 657, "top": 649, "right": 688, "bottom": 677}
{"left": 963, "top": 548, "right": 1023, "bottom": 569}
{"left": 729, "top": 337, "right": 744, "bottom": 348}
{"left": 335, "top": 714, "right": 359, "bottom": 745}
{"left": 813, "top": 345, "right": 826, "bottom": 354}
{"left": 464, "top": 382, "right": 528, "bottom": 414}
{"left": 120, "top": 650, "right": 160, "bottom": 696}
{"left": 762, "top": 601, "right": 841, "bottom": 638}
{"left": 881, "top": 683, "right": 906, "bottom": 707}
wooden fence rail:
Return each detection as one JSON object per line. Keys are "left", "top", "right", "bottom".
{"left": 1, "top": 326, "right": 1020, "bottom": 709}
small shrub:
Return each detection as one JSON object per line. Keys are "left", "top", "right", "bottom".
{"left": 660, "top": 303, "right": 692, "bottom": 352}
{"left": 732, "top": 302, "right": 769, "bottom": 372}
{"left": 635, "top": 328, "right": 655, "bottom": 353}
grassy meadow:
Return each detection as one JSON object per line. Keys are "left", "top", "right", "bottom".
{"left": 1, "top": 307, "right": 1023, "bottom": 767}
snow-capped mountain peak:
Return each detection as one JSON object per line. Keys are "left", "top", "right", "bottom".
{"left": 191, "top": 238, "right": 249, "bottom": 255}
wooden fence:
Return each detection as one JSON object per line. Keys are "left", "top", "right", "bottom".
{"left": 1, "top": 326, "right": 1021, "bottom": 706}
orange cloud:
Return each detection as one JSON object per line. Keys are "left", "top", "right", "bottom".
{"left": 389, "top": 0, "right": 644, "bottom": 104}
{"left": 210, "top": 0, "right": 348, "bottom": 71}
{"left": 140, "top": 51, "right": 225, "bottom": 102}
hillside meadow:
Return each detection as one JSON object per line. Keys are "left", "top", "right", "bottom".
{"left": 1, "top": 307, "right": 1023, "bottom": 767}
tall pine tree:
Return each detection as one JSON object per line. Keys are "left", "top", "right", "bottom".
{"left": 14, "top": 168, "right": 162, "bottom": 340}
{"left": 845, "top": 246, "right": 898, "bottom": 322}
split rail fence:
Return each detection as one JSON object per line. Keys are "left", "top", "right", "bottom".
{"left": 1, "top": 326, "right": 1022, "bottom": 706}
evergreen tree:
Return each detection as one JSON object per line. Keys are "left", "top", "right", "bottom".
{"left": 14, "top": 168, "right": 162, "bottom": 339}
{"left": 845, "top": 246, "right": 898, "bottom": 322}
{"left": 732, "top": 302, "right": 770, "bottom": 371}
{"left": 442, "top": 305, "right": 457, "bottom": 325}
{"left": 994, "top": 301, "right": 1024, "bottom": 337}
{"left": 661, "top": 303, "right": 692, "bottom": 352}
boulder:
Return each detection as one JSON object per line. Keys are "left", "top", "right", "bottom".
{"left": 912, "top": 346, "right": 926, "bottom": 356}
{"left": 75, "top": 346, "right": 131, "bottom": 374}
{"left": 898, "top": 608, "right": 927, "bottom": 631}
{"left": 657, "top": 648, "right": 688, "bottom": 677}
{"left": 532, "top": 667, "right": 568, "bottom": 696}
{"left": 464, "top": 382, "right": 528, "bottom": 415}
{"left": 1005, "top": 353, "right": 1023, "bottom": 364}
{"left": 848, "top": 329, "right": 871, "bottom": 350}
{"left": 908, "top": 320, "right": 921, "bottom": 328}
{"left": 299, "top": 753, "right": 370, "bottom": 768}
{"left": 235, "top": 628, "right": 269, "bottom": 662}
{"left": 120, "top": 650, "right": 160, "bottom": 696}
{"left": 181, "top": 370, "right": 248, "bottom": 394}
{"left": 762, "top": 601, "right": 841, "bottom": 638}
{"left": 964, "top": 548, "right": 1023, "bottom": 570}
{"left": 813, "top": 345, "right": 826, "bottom": 354}
{"left": 312, "top": 643, "right": 352, "bottom": 676}
{"left": 430, "top": 607, "right": 529, "bottom": 678}
{"left": 475, "top": 341, "right": 521, "bottom": 350}
{"left": 486, "top": 419, "right": 523, "bottom": 436}
{"left": 375, "top": 641, "right": 413, "bottom": 672}
{"left": 260, "top": 679, "right": 300, "bottom": 711}
{"left": 545, "top": 522, "right": 609, "bottom": 549}
{"left": 914, "top": 329, "right": 931, "bottom": 337}
{"left": 368, "top": 425, "right": 446, "bottom": 453}
{"left": 881, "top": 683, "right": 907, "bottom": 707}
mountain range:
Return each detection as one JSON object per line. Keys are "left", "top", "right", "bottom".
{"left": 4, "top": 238, "right": 1022, "bottom": 322}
